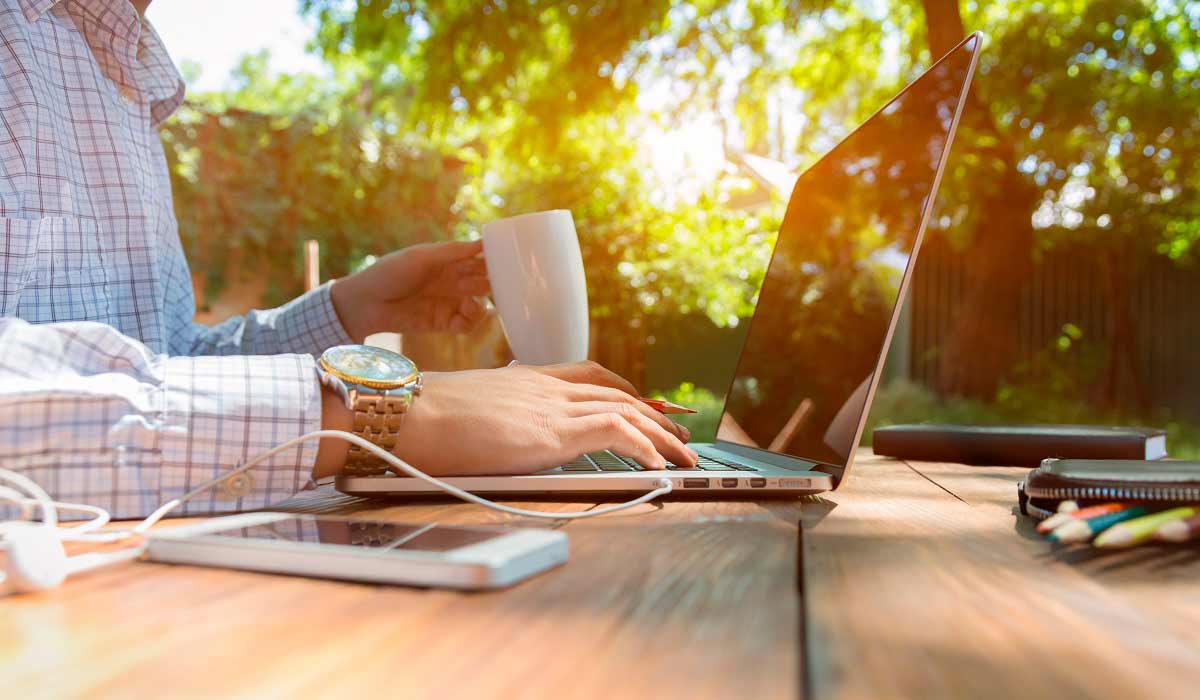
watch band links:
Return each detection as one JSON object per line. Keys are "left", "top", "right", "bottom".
{"left": 343, "top": 393, "right": 413, "bottom": 477}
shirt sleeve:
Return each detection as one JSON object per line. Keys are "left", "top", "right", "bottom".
{"left": 186, "top": 282, "right": 354, "bottom": 357}
{"left": 0, "top": 317, "right": 326, "bottom": 519}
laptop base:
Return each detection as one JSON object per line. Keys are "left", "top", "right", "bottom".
{"left": 335, "top": 444, "right": 833, "bottom": 498}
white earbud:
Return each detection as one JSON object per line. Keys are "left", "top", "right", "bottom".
{"left": 0, "top": 522, "right": 69, "bottom": 595}
{"left": 0, "top": 429, "right": 675, "bottom": 595}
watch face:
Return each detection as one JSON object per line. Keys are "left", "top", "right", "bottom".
{"left": 321, "top": 345, "right": 417, "bottom": 387}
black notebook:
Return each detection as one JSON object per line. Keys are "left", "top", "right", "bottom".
{"left": 871, "top": 424, "right": 1167, "bottom": 466}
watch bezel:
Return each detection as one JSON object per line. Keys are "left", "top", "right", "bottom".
{"left": 319, "top": 345, "right": 419, "bottom": 391}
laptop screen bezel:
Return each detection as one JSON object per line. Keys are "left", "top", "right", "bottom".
{"left": 710, "top": 31, "right": 984, "bottom": 489}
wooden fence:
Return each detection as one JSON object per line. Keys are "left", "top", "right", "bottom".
{"left": 904, "top": 239, "right": 1200, "bottom": 418}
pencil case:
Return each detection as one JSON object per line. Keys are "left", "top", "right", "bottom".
{"left": 1018, "top": 459, "right": 1200, "bottom": 520}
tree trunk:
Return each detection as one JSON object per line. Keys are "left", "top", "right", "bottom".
{"left": 935, "top": 162, "right": 1038, "bottom": 397}
{"left": 920, "top": 0, "right": 967, "bottom": 56}
{"left": 920, "top": 0, "right": 1039, "bottom": 399}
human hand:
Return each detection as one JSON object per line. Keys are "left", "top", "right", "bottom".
{"left": 384, "top": 361, "right": 697, "bottom": 476}
{"left": 330, "top": 240, "right": 491, "bottom": 341}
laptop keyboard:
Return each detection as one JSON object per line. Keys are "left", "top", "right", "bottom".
{"left": 547, "top": 451, "right": 759, "bottom": 473}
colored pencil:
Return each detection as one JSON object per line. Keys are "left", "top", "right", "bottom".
{"left": 1095, "top": 506, "right": 1200, "bottom": 548}
{"left": 1047, "top": 505, "right": 1150, "bottom": 544}
{"left": 638, "top": 398, "right": 698, "bottom": 415}
{"left": 1037, "top": 502, "right": 1127, "bottom": 534}
{"left": 1058, "top": 500, "right": 1080, "bottom": 514}
{"left": 1155, "top": 512, "right": 1200, "bottom": 543}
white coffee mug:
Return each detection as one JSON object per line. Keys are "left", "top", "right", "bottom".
{"left": 482, "top": 210, "right": 589, "bottom": 365}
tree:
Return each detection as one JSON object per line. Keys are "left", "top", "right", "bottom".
{"left": 167, "top": 0, "right": 1200, "bottom": 402}
{"left": 930, "top": 0, "right": 1200, "bottom": 404}
{"left": 162, "top": 52, "right": 465, "bottom": 307}
{"left": 296, "top": 0, "right": 785, "bottom": 380}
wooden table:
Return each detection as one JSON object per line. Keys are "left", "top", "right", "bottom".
{"left": 4, "top": 450, "right": 1200, "bottom": 699}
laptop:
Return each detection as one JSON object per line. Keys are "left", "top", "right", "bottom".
{"left": 337, "top": 33, "right": 982, "bottom": 499}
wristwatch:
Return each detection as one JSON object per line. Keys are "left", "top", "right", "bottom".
{"left": 318, "top": 344, "right": 423, "bottom": 477}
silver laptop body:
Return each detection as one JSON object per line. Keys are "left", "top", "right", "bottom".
{"left": 337, "top": 33, "right": 982, "bottom": 499}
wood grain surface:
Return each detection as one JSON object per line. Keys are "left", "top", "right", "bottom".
{"left": 805, "top": 451, "right": 1200, "bottom": 700}
{"left": 7, "top": 451, "right": 1199, "bottom": 699}
{"left": 0, "top": 491, "right": 803, "bottom": 700}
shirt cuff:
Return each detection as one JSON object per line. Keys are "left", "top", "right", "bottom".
{"left": 266, "top": 282, "right": 355, "bottom": 356}
{"left": 157, "top": 353, "right": 325, "bottom": 515}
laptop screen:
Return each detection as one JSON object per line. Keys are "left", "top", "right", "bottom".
{"left": 716, "top": 35, "right": 979, "bottom": 471}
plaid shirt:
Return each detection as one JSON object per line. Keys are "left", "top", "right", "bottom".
{"left": 0, "top": 0, "right": 354, "bottom": 518}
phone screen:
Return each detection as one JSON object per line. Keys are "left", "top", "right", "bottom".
{"left": 210, "top": 516, "right": 505, "bottom": 552}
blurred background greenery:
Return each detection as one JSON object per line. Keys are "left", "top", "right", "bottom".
{"left": 155, "top": 0, "right": 1200, "bottom": 458}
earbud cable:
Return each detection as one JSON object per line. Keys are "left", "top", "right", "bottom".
{"left": 136, "top": 430, "right": 673, "bottom": 531}
{"left": 2, "top": 430, "right": 674, "bottom": 553}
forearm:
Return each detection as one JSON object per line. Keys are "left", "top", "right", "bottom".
{"left": 0, "top": 318, "right": 328, "bottom": 518}
{"left": 187, "top": 283, "right": 353, "bottom": 357}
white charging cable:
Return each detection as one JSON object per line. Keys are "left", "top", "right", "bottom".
{"left": 0, "top": 433, "right": 674, "bottom": 593}
{"left": 133, "top": 430, "right": 674, "bottom": 531}
{"left": 3, "top": 429, "right": 674, "bottom": 542}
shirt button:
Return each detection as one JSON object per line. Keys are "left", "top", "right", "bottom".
{"left": 218, "top": 472, "right": 255, "bottom": 499}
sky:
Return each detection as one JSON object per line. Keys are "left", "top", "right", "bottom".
{"left": 146, "top": 0, "right": 326, "bottom": 93}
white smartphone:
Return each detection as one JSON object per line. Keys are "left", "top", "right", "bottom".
{"left": 144, "top": 513, "right": 568, "bottom": 590}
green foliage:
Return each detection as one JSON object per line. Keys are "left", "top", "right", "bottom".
{"left": 454, "top": 105, "right": 775, "bottom": 327}
{"left": 968, "top": 0, "right": 1200, "bottom": 266}
{"left": 161, "top": 53, "right": 464, "bottom": 306}
{"left": 288, "top": 0, "right": 946, "bottom": 331}
{"left": 994, "top": 324, "right": 1109, "bottom": 418}
{"left": 159, "top": 0, "right": 1200, "bottom": 429}
{"left": 287, "top": 0, "right": 1200, "bottom": 312}
{"left": 301, "top": 0, "right": 673, "bottom": 141}
{"left": 650, "top": 382, "right": 725, "bottom": 442}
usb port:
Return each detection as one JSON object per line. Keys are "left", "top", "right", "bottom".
{"left": 749, "top": 478, "right": 767, "bottom": 488}
{"left": 720, "top": 478, "right": 738, "bottom": 488}
{"left": 682, "top": 478, "right": 709, "bottom": 488}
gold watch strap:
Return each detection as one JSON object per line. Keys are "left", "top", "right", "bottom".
{"left": 343, "top": 392, "right": 413, "bottom": 477}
